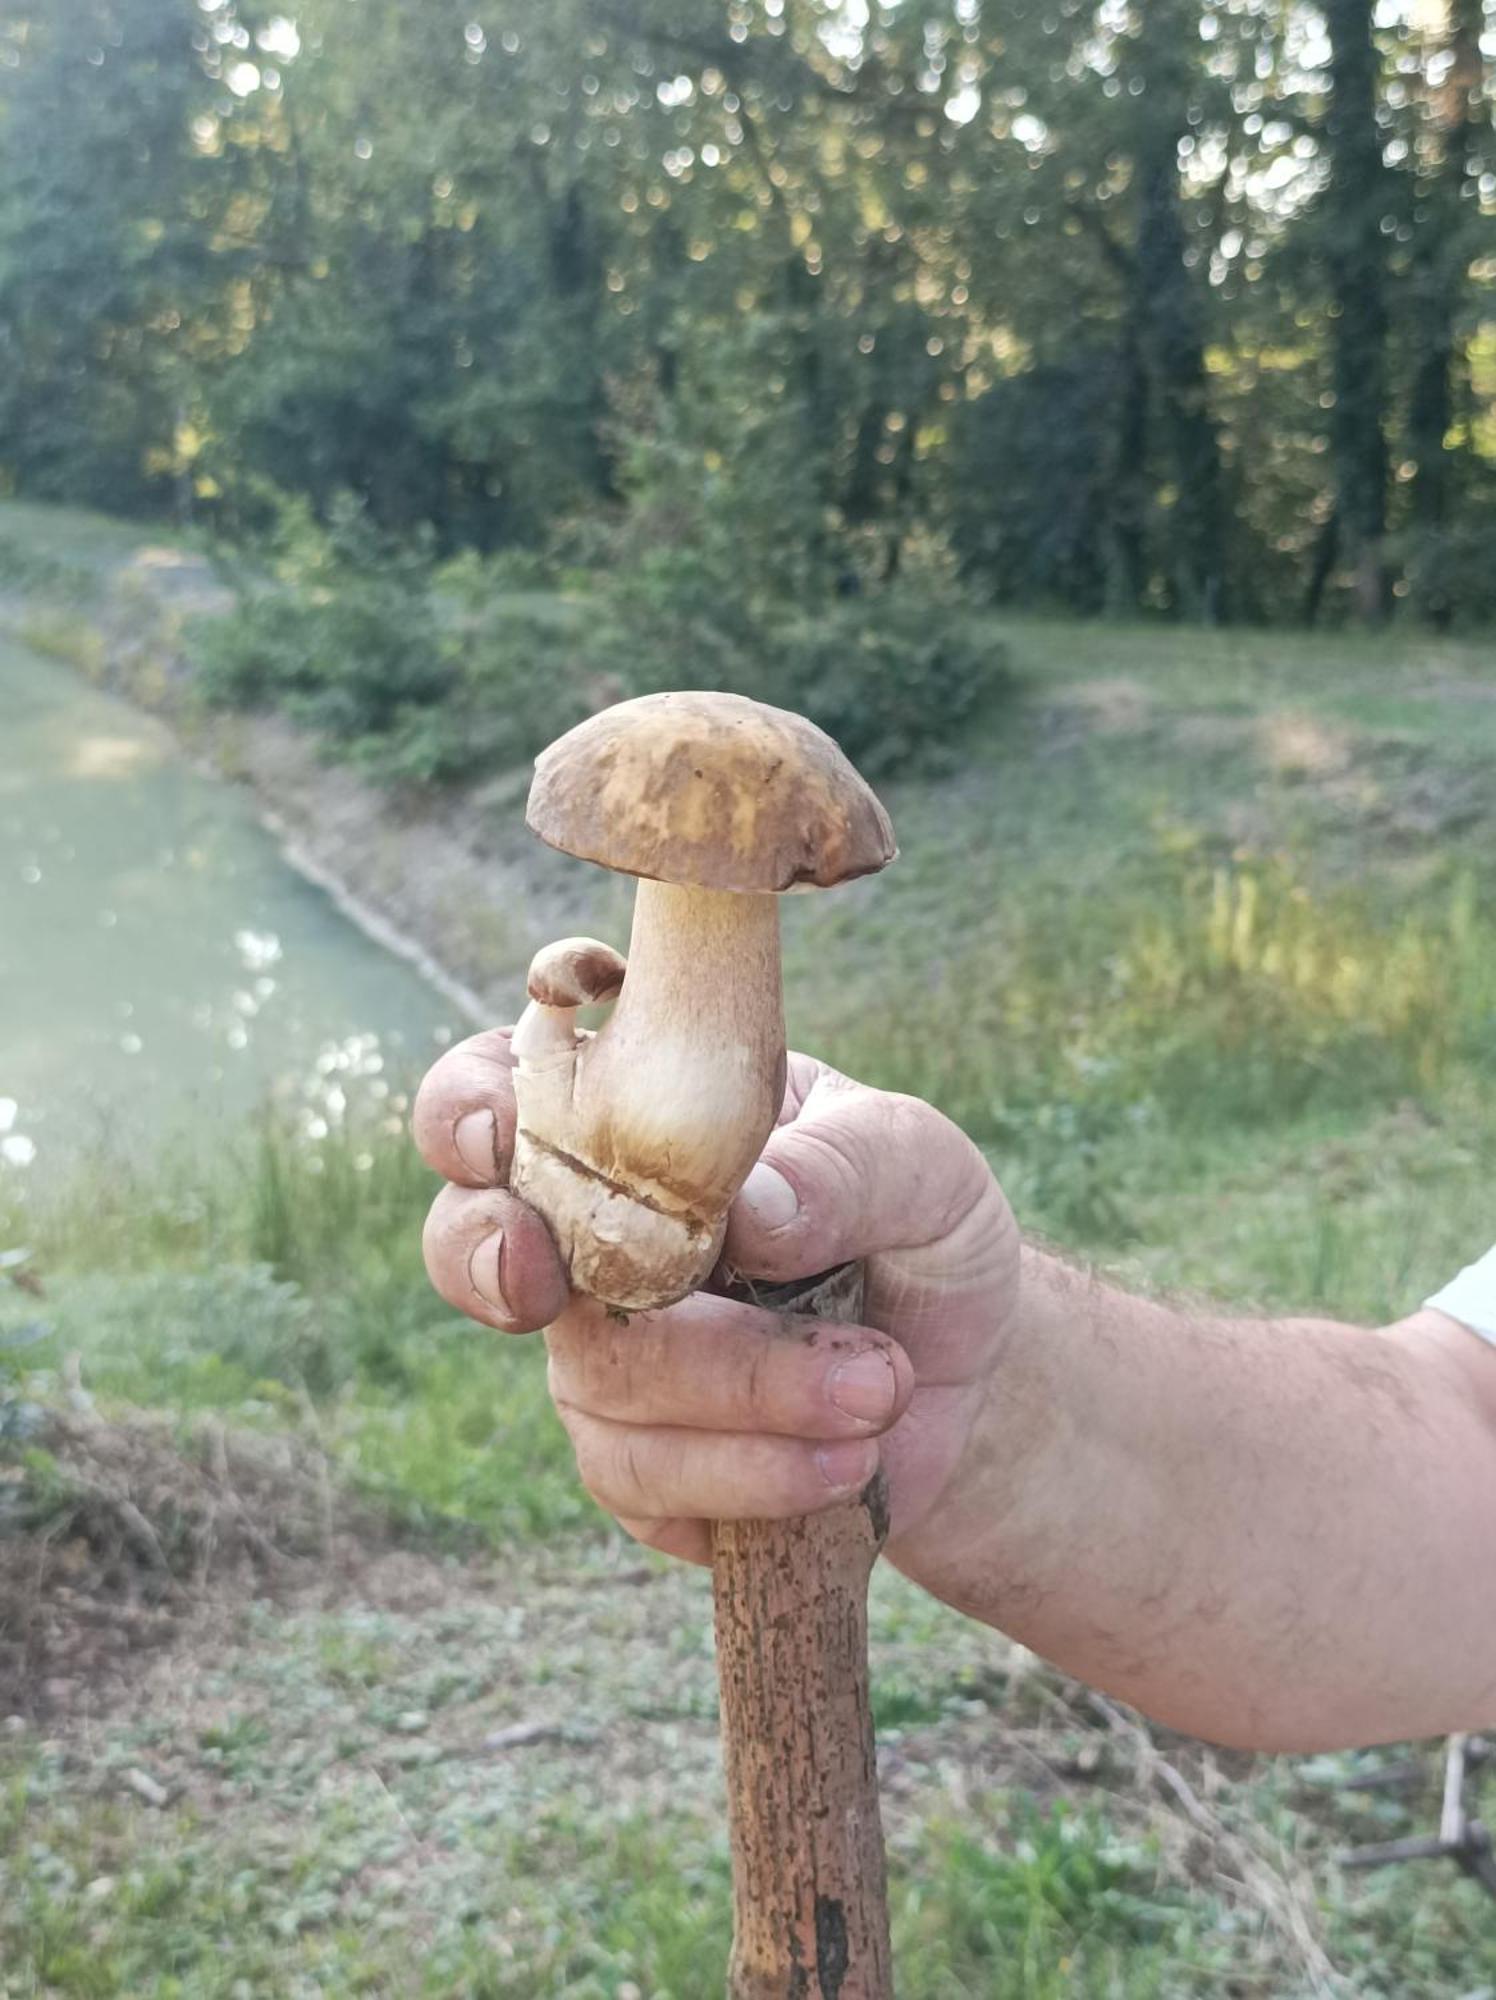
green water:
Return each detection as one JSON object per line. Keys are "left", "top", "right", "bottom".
{"left": 0, "top": 638, "right": 457, "bottom": 1175}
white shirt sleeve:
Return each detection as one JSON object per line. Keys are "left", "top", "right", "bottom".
{"left": 1425, "top": 1247, "right": 1496, "bottom": 1345}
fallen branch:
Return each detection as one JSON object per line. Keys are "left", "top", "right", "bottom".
{"left": 1337, "top": 1736, "right": 1496, "bottom": 1900}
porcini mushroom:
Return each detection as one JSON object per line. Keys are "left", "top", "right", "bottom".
{"left": 512, "top": 690, "right": 900, "bottom": 2000}
{"left": 510, "top": 690, "right": 895, "bottom": 1314}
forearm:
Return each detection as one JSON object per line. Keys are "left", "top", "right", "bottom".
{"left": 898, "top": 1248, "right": 1496, "bottom": 1751}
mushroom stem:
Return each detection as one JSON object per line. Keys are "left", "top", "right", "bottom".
{"left": 599, "top": 880, "right": 784, "bottom": 1214}
{"left": 511, "top": 880, "right": 784, "bottom": 1311}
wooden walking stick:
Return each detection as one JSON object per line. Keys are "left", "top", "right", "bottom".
{"left": 510, "top": 692, "right": 898, "bottom": 1999}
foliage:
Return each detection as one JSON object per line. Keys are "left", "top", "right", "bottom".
{"left": 564, "top": 425, "right": 1014, "bottom": 773}
{"left": 949, "top": 357, "right": 1129, "bottom": 615}
{"left": 194, "top": 462, "right": 1010, "bottom": 779}
{"left": 579, "top": 570, "right": 1013, "bottom": 778}
{"left": 0, "top": 0, "right": 214, "bottom": 515}
{"left": 765, "top": 595, "right": 1011, "bottom": 776}
{"left": 2, "top": 0, "right": 1493, "bottom": 628}
{"left": 194, "top": 506, "right": 595, "bottom": 786}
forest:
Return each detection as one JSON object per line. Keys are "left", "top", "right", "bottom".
{"left": 2, "top": 0, "right": 1494, "bottom": 644}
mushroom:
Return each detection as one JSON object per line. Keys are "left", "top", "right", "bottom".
{"left": 511, "top": 689, "right": 900, "bottom": 1999}
{"left": 510, "top": 689, "right": 896, "bottom": 1314}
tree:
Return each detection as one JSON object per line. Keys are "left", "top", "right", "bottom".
{"left": 1405, "top": 0, "right": 1491, "bottom": 628}
{"left": 0, "top": 0, "right": 220, "bottom": 511}
{"left": 0, "top": 0, "right": 1492, "bottom": 630}
{"left": 1320, "top": 0, "right": 1394, "bottom": 623}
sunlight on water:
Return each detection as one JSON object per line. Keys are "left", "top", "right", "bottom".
{"left": 0, "top": 637, "right": 456, "bottom": 1179}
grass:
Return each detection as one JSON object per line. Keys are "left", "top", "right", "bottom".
{"left": 0, "top": 1776, "right": 1248, "bottom": 1997}
{"left": 6, "top": 498, "right": 1496, "bottom": 1991}
{"left": 0, "top": 1118, "right": 586, "bottom": 1552}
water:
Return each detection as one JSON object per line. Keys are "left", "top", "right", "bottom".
{"left": 0, "top": 636, "right": 457, "bottom": 1176}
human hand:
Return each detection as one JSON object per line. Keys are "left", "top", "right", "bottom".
{"left": 414, "top": 1020, "right": 1022, "bottom": 1574}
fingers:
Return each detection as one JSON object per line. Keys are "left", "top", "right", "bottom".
{"left": 546, "top": 1287, "right": 910, "bottom": 1559}
{"left": 723, "top": 1070, "right": 1011, "bottom": 1298}
{"left": 422, "top": 1182, "right": 570, "bottom": 1334}
{"left": 411, "top": 1028, "right": 520, "bottom": 1188}
{"left": 560, "top": 1406, "right": 881, "bottom": 1525}
{"left": 547, "top": 1294, "right": 914, "bottom": 1440}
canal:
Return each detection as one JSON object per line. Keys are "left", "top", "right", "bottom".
{"left": 0, "top": 633, "right": 457, "bottom": 1180}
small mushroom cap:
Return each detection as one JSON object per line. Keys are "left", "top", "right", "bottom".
{"left": 527, "top": 691, "right": 897, "bottom": 893}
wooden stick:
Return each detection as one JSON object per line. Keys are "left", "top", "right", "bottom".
{"left": 712, "top": 1263, "right": 894, "bottom": 2000}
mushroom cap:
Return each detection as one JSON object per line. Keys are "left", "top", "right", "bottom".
{"left": 527, "top": 691, "right": 897, "bottom": 893}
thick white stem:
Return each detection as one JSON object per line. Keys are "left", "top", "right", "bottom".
{"left": 511, "top": 881, "right": 784, "bottom": 1311}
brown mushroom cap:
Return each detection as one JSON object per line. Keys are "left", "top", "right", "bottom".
{"left": 527, "top": 691, "right": 897, "bottom": 893}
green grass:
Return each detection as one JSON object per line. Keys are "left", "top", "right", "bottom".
{"left": 5, "top": 1724, "right": 1493, "bottom": 1997}
{"left": 0, "top": 1118, "right": 585, "bottom": 1551}
{"left": 0, "top": 498, "right": 154, "bottom": 601}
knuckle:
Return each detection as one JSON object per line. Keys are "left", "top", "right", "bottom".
{"left": 753, "top": 1442, "right": 827, "bottom": 1519}
{"left": 568, "top": 1420, "right": 610, "bottom": 1504}
{"left": 420, "top": 1192, "right": 467, "bottom": 1301}
{"left": 570, "top": 1324, "right": 644, "bottom": 1417}
{"left": 617, "top": 1429, "right": 655, "bottom": 1513}
{"left": 739, "top": 1338, "right": 773, "bottom": 1425}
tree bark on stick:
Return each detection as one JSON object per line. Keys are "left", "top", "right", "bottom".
{"left": 714, "top": 1262, "right": 893, "bottom": 2000}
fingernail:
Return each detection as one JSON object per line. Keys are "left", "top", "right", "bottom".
{"left": 829, "top": 1351, "right": 897, "bottom": 1425}
{"left": 454, "top": 1108, "right": 498, "bottom": 1181}
{"left": 816, "top": 1440, "right": 879, "bottom": 1491}
{"left": 741, "top": 1162, "right": 798, "bottom": 1231}
{"left": 468, "top": 1229, "right": 511, "bottom": 1317}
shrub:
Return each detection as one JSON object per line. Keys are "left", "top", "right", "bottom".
{"left": 196, "top": 566, "right": 453, "bottom": 744}
{"left": 581, "top": 576, "right": 1013, "bottom": 778}
{"left": 196, "top": 473, "right": 1013, "bottom": 785}
{"left": 758, "top": 594, "right": 1011, "bottom": 777}
{"left": 196, "top": 530, "right": 595, "bottom": 787}
{"left": 1401, "top": 517, "right": 1496, "bottom": 630}
{"left": 569, "top": 416, "right": 1015, "bottom": 774}
{"left": 364, "top": 600, "right": 596, "bottom": 786}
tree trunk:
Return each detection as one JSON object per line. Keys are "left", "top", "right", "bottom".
{"left": 1106, "top": 312, "right": 1151, "bottom": 618}
{"left": 1303, "top": 509, "right": 1341, "bottom": 627}
{"left": 1131, "top": 2, "right": 1230, "bottom": 623}
{"left": 1408, "top": 0, "right": 1486, "bottom": 629}
{"left": 1323, "top": 0, "right": 1393, "bottom": 623}
{"left": 713, "top": 1262, "right": 893, "bottom": 2000}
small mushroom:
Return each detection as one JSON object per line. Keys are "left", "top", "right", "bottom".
{"left": 510, "top": 690, "right": 896, "bottom": 1312}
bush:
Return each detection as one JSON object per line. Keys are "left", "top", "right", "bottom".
{"left": 574, "top": 582, "right": 1011, "bottom": 779}
{"left": 195, "top": 510, "right": 595, "bottom": 786}
{"left": 758, "top": 595, "right": 1011, "bottom": 777}
{"left": 196, "top": 565, "right": 453, "bottom": 744}
{"left": 366, "top": 598, "right": 595, "bottom": 786}
{"left": 196, "top": 470, "right": 1013, "bottom": 785}
{"left": 560, "top": 416, "right": 1014, "bottom": 774}
{"left": 1401, "top": 516, "right": 1496, "bottom": 630}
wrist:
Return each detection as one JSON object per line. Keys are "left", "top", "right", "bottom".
{"left": 884, "top": 1247, "right": 1072, "bottom": 1611}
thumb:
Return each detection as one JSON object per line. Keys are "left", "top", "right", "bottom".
{"left": 721, "top": 1070, "right": 1015, "bottom": 1318}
